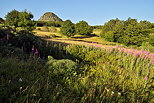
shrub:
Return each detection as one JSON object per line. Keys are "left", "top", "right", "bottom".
{"left": 47, "top": 56, "right": 77, "bottom": 77}
{"left": 104, "top": 31, "right": 115, "bottom": 42}
{"left": 75, "top": 21, "right": 93, "bottom": 36}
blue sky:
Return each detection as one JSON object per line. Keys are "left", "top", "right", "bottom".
{"left": 0, "top": 0, "right": 154, "bottom": 25}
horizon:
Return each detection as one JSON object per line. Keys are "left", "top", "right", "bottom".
{"left": 0, "top": 0, "right": 154, "bottom": 26}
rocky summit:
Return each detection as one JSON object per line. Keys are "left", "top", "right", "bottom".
{"left": 38, "top": 12, "right": 62, "bottom": 22}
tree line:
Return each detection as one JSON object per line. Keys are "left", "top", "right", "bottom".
{"left": 60, "top": 20, "right": 93, "bottom": 37}
{"left": 100, "top": 18, "right": 154, "bottom": 46}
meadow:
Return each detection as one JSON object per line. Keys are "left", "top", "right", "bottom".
{"left": 0, "top": 27, "right": 154, "bottom": 102}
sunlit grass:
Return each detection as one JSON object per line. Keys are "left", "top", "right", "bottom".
{"left": 33, "top": 28, "right": 118, "bottom": 46}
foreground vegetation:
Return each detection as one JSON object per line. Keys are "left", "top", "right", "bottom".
{"left": 1, "top": 44, "right": 154, "bottom": 102}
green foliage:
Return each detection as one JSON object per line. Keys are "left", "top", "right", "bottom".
{"left": 103, "top": 31, "right": 115, "bottom": 42}
{"left": 1, "top": 44, "right": 154, "bottom": 103}
{"left": 75, "top": 21, "right": 93, "bottom": 36}
{"left": 0, "top": 27, "right": 67, "bottom": 59}
{"left": 47, "top": 56, "right": 77, "bottom": 77}
{"left": 17, "top": 10, "right": 36, "bottom": 31}
{"left": 5, "top": 9, "right": 20, "bottom": 28}
{"left": 100, "top": 18, "right": 120, "bottom": 37}
{"left": 149, "top": 34, "right": 154, "bottom": 46}
{"left": 66, "top": 45, "right": 97, "bottom": 61}
{"left": 101, "top": 18, "right": 152, "bottom": 46}
{"left": 60, "top": 20, "right": 76, "bottom": 37}
{"left": 16, "top": 30, "right": 40, "bottom": 53}
{"left": 140, "top": 42, "right": 154, "bottom": 52}
{"left": 5, "top": 9, "right": 36, "bottom": 31}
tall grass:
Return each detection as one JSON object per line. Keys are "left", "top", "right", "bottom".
{"left": 0, "top": 44, "right": 154, "bottom": 103}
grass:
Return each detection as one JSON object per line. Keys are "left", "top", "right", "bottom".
{"left": 33, "top": 27, "right": 118, "bottom": 46}
{"left": 93, "top": 28, "right": 102, "bottom": 36}
{"left": 1, "top": 44, "right": 154, "bottom": 103}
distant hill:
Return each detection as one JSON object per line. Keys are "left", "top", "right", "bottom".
{"left": 38, "top": 12, "right": 62, "bottom": 22}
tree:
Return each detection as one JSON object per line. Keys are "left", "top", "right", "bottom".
{"left": 18, "top": 10, "right": 36, "bottom": 31}
{"left": 5, "top": 9, "right": 36, "bottom": 31}
{"left": 60, "top": 20, "right": 75, "bottom": 37}
{"left": 75, "top": 21, "right": 93, "bottom": 36}
{"left": 100, "top": 18, "right": 120, "bottom": 37}
{"left": 5, "top": 9, "right": 20, "bottom": 29}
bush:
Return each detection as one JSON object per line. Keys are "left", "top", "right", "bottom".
{"left": 104, "top": 31, "right": 115, "bottom": 42}
{"left": 47, "top": 56, "right": 77, "bottom": 77}
{"left": 75, "top": 21, "right": 93, "bottom": 36}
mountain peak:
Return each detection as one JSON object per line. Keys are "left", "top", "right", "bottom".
{"left": 38, "top": 12, "right": 62, "bottom": 22}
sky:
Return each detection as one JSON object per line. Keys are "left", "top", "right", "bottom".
{"left": 0, "top": 0, "right": 154, "bottom": 25}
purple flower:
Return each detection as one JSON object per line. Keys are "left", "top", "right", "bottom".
{"left": 32, "top": 46, "right": 34, "bottom": 51}
{"left": 35, "top": 49, "right": 39, "bottom": 55}
{"left": 151, "top": 59, "right": 154, "bottom": 64}
{"left": 149, "top": 54, "right": 154, "bottom": 58}
{"left": 0, "top": 38, "right": 2, "bottom": 41}
{"left": 133, "top": 53, "right": 139, "bottom": 57}
{"left": 127, "top": 51, "right": 132, "bottom": 54}
{"left": 95, "top": 45, "right": 101, "bottom": 47}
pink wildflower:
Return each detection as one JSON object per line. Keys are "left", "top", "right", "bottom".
{"left": 35, "top": 49, "right": 39, "bottom": 55}
{"left": 32, "top": 46, "right": 35, "bottom": 51}
{"left": 144, "top": 76, "right": 148, "bottom": 80}
{"left": 151, "top": 59, "right": 154, "bottom": 64}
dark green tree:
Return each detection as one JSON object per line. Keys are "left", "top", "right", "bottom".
{"left": 75, "top": 21, "right": 93, "bottom": 36}
{"left": 60, "top": 20, "right": 75, "bottom": 37}
{"left": 5, "top": 10, "right": 36, "bottom": 31}
{"left": 5, "top": 9, "right": 20, "bottom": 29}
